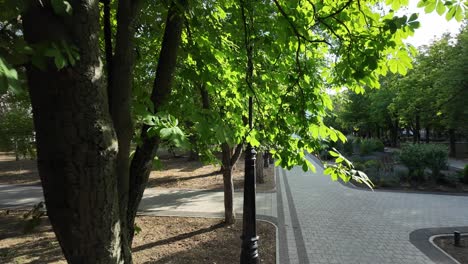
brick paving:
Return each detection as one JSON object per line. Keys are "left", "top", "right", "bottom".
{"left": 277, "top": 155, "right": 468, "bottom": 264}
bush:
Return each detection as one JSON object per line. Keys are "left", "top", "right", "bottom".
{"left": 398, "top": 144, "right": 426, "bottom": 180}
{"left": 359, "top": 138, "right": 385, "bottom": 155}
{"left": 422, "top": 144, "right": 448, "bottom": 180}
{"left": 398, "top": 143, "right": 449, "bottom": 183}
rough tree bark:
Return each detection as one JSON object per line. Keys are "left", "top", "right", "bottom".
{"left": 221, "top": 143, "right": 243, "bottom": 225}
{"left": 23, "top": 1, "right": 126, "bottom": 262}
{"left": 23, "top": 0, "right": 186, "bottom": 262}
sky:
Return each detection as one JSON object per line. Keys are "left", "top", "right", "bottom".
{"left": 399, "top": 0, "right": 463, "bottom": 47}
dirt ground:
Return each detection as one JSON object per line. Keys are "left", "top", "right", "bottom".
{"left": 0, "top": 153, "right": 39, "bottom": 185}
{"left": 0, "top": 210, "right": 275, "bottom": 264}
{"left": 149, "top": 155, "right": 275, "bottom": 192}
{"left": 433, "top": 235, "right": 468, "bottom": 264}
{"left": 0, "top": 152, "right": 276, "bottom": 192}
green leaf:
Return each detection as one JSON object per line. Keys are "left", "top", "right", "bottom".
{"left": 454, "top": 5, "right": 464, "bottom": 21}
{"left": 436, "top": 0, "right": 446, "bottom": 15}
{"left": 424, "top": 1, "right": 437, "bottom": 13}
{"left": 0, "top": 56, "right": 19, "bottom": 94}
{"left": 51, "top": 0, "right": 73, "bottom": 16}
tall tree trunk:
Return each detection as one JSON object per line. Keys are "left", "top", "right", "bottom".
{"left": 449, "top": 128, "right": 456, "bottom": 157}
{"left": 109, "top": 0, "right": 141, "bottom": 259}
{"left": 425, "top": 126, "right": 430, "bottom": 143}
{"left": 256, "top": 151, "right": 264, "bottom": 183}
{"left": 263, "top": 152, "right": 269, "bottom": 168}
{"left": 23, "top": 2, "right": 126, "bottom": 262}
{"left": 221, "top": 143, "right": 235, "bottom": 225}
{"left": 127, "top": 0, "right": 186, "bottom": 242}
{"left": 389, "top": 119, "right": 398, "bottom": 147}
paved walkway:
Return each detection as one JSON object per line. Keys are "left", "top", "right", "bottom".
{"left": 448, "top": 157, "right": 468, "bottom": 170}
{"left": 0, "top": 185, "right": 276, "bottom": 219}
{"left": 277, "top": 155, "right": 468, "bottom": 264}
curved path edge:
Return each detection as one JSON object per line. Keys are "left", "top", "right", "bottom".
{"left": 409, "top": 226, "right": 468, "bottom": 264}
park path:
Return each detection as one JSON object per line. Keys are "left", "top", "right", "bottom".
{"left": 0, "top": 184, "right": 276, "bottom": 219}
{"left": 277, "top": 155, "right": 468, "bottom": 264}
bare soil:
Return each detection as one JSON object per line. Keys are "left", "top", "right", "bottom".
{"left": 0, "top": 152, "right": 276, "bottom": 192}
{"left": 433, "top": 235, "right": 468, "bottom": 264}
{"left": 149, "top": 155, "right": 275, "bottom": 192}
{"left": 0, "top": 210, "right": 275, "bottom": 264}
{"left": 0, "top": 153, "right": 39, "bottom": 185}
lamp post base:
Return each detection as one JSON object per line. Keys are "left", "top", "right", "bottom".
{"left": 240, "top": 235, "right": 259, "bottom": 264}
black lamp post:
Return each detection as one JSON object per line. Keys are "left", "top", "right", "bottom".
{"left": 240, "top": 97, "right": 259, "bottom": 264}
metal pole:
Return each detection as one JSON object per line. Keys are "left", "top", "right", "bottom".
{"left": 454, "top": 231, "right": 461, "bottom": 247}
{"left": 240, "top": 97, "right": 259, "bottom": 264}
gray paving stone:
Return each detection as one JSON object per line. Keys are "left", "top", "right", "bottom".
{"left": 277, "top": 154, "right": 468, "bottom": 264}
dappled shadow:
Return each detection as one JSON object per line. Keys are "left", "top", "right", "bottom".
{"left": 0, "top": 236, "right": 64, "bottom": 263}
{"left": 133, "top": 219, "right": 275, "bottom": 264}
{"left": 0, "top": 153, "right": 39, "bottom": 185}
{"left": 133, "top": 222, "right": 225, "bottom": 252}
{"left": 138, "top": 189, "right": 225, "bottom": 212}
{"left": 0, "top": 212, "right": 65, "bottom": 263}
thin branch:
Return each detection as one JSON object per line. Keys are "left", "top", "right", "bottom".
{"left": 272, "top": 0, "right": 331, "bottom": 46}
{"left": 318, "top": 0, "right": 353, "bottom": 20}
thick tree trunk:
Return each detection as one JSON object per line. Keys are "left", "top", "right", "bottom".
{"left": 221, "top": 143, "right": 235, "bottom": 224}
{"left": 127, "top": 0, "right": 186, "bottom": 242}
{"left": 256, "top": 151, "right": 264, "bottom": 184}
{"left": 23, "top": 2, "right": 127, "bottom": 262}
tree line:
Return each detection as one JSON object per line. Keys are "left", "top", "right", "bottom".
{"left": 328, "top": 24, "right": 468, "bottom": 156}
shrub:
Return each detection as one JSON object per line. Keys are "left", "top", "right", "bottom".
{"left": 353, "top": 161, "right": 366, "bottom": 171}
{"left": 399, "top": 143, "right": 449, "bottom": 183}
{"left": 379, "top": 173, "right": 400, "bottom": 187}
{"left": 422, "top": 144, "right": 448, "bottom": 180}
{"left": 359, "top": 138, "right": 385, "bottom": 155}
{"left": 398, "top": 144, "right": 426, "bottom": 180}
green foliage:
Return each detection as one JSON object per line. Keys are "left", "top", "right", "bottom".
{"left": 0, "top": 93, "right": 35, "bottom": 158}
{"left": 398, "top": 144, "right": 427, "bottom": 178}
{"left": 359, "top": 138, "right": 385, "bottom": 155}
{"left": 324, "top": 149, "right": 374, "bottom": 188}
{"left": 399, "top": 143, "right": 448, "bottom": 181}
{"left": 422, "top": 144, "right": 448, "bottom": 179}
{"left": 2, "top": 0, "right": 466, "bottom": 185}
{"left": 0, "top": 57, "right": 18, "bottom": 94}
{"left": 134, "top": 223, "right": 142, "bottom": 236}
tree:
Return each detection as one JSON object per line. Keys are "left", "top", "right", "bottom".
{"left": 0, "top": 92, "right": 35, "bottom": 159}
{"left": 1, "top": 0, "right": 466, "bottom": 262}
